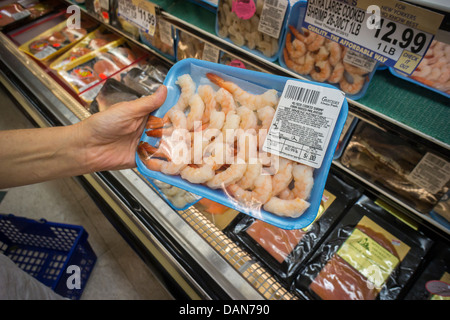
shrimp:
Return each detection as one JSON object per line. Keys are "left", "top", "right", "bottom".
{"left": 412, "top": 64, "right": 432, "bottom": 78}
{"left": 206, "top": 162, "right": 248, "bottom": 189}
{"left": 289, "top": 25, "right": 316, "bottom": 45}
{"left": 285, "top": 33, "right": 306, "bottom": 60}
{"left": 283, "top": 49, "right": 315, "bottom": 75}
{"left": 198, "top": 84, "right": 218, "bottom": 123}
{"left": 186, "top": 94, "right": 205, "bottom": 131}
{"left": 271, "top": 158, "right": 293, "bottom": 196}
{"left": 207, "top": 73, "right": 278, "bottom": 110}
{"left": 236, "top": 106, "right": 258, "bottom": 130}
{"left": 215, "top": 87, "right": 237, "bottom": 115}
{"left": 172, "top": 74, "right": 196, "bottom": 112}
{"left": 340, "top": 72, "right": 365, "bottom": 95}
{"left": 343, "top": 62, "right": 368, "bottom": 76}
{"left": 326, "top": 40, "right": 342, "bottom": 66}
{"left": 237, "top": 162, "right": 263, "bottom": 190}
{"left": 313, "top": 46, "right": 330, "bottom": 62}
{"left": 228, "top": 175, "right": 272, "bottom": 207}
{"left": 137, "top": 143, "right": 187, "bottom": 175}
{"left": 180, "top": 164, "right": 215, "bottom": 184}
{"left": 257, "top": 106, "right": 275, "bottom": 149}
{"left": 263, "top": 197, "right": 310, "bottom": 218}
{"left": 138, "top": 141, "right": 172, "bottom": 162}
{"left": 307, "top": 34, "right": 325, "bottom": 52}
{"left": 327, "top": 62, "right": 345, "bottom": 83}
{"left": 277, "top": 163, "right": 314, "bottom": 200}
{"left": 311, "top": 60, "right": 332, "bottom": 82}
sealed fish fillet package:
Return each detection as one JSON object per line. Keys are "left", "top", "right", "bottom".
{"left": 136, "top": 58, "right": 348, "bottom": 229}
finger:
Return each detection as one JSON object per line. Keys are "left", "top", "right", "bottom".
{"left": 128, "top": 85, "right": 168, "bottom": 117}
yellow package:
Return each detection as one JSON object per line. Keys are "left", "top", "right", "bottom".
{"left": 50, "top": 26, "right": 121, "bottom": 70}
{"left": 19, "top": 19, "right": 90, "bottom": 62}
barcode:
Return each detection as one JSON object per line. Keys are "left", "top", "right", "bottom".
{"left": 285, "top": 85, "right": 320, "bottom": 105}
{"left": 426, "top": 153, "right": 447, "bottom": 168}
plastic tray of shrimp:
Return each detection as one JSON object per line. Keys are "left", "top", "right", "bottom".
{"left": 215, "top": 0, "right": 290, "bottom": 62}
{"left": 279, "top": 0, "right": 378, "bottom": 100}
{"left": 135, "top": 58, "right": 348, "bottom": 230}
{"left": 388, "top": 39, "right": 450, "bottom": 99}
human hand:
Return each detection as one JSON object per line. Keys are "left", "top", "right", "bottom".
{"left": 76, "top": 85, "right": 167, "bottom": 173}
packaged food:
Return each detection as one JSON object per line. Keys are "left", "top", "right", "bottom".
{"left": 23, "top": 0, "right": 63, "bottom": 20}
{"left": 0, "top": 3, "right": 31, "bottom": 29}
{"left": 19, "top": 16, "right": 97, "bottom": 61}
{"left": 404, "top": 243, "right": 450, "bottom": 300}
{"left": 333, "top": 113, "right": 358, "bottom": 159}
{"left": 50, "top": 26, "right": 121, "bottom": 70}
{"left": 341, "top": 121, "right": 450, "bottom": 213}
{"left": 225, "top": 171, "right": 363, "bottom": 285}
{"left": 88, "top": 78, "right": 141, "bottom": 113}
{"left": 219, "top": 51, "right": 260, "bottom": 71}
{"left": 85, "top": 0, "right": 111, "bottom": 24}
{"left": 58, "top": 39, "right": 145, "bottom": 95}
{"left": 150, "top": 178, "right": 202, "bottom": 211}
{"left": 121, "top": 60, "right": 169, "bottom": 96}
{"left": 294, "top": 195, "right": 434, "bottom": 300}
{"left": 429, "top": 190, "right": 450, "bottom": 230}
{"left": 389, "top": 39, "right": 450, "bottom": 99}
{"left": 195, "top": 198, "right": 240, "bottom": 230}
{"left": 216, "top": 0, "right": 290, "bottom": 61}
{"left": 139, "top": 15, "right": 176, "bottom": 61}
{"left": 279, "top": 0, "right": 378, "bottom": 100}
{"left": 110, "top": 0, "right": 140, "bottom": 40}
{"left": 176, "top": 29, "right": 205, "bottom": 61}
{"left": 135, "top": 58, "right": 348, "bottom": 230}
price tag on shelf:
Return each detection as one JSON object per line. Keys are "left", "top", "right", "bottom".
{"left": 202, "top": 43, "right": 220, "bottom": 63}
{"left": 263, "top": 80, "right": 345, "bottom": 169}
{"left": 118, "top": 0, "right": 156, "bottom": 36}
{"left": 302, "top": 0, "right": 444, "bottom": 75}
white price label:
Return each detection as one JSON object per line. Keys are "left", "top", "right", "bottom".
{"left": 118, "top": 0, "right": 156, "bottom": 36}
{"left": 201, "top": 43, "right": 220, "bottom": 63}
{"left": 408, "top": 152, "right": 450, "bottom": 194}
{"left": 258, "top": 0, "right": 288, "bottom": 39}
{"left": 158, "top": 19, "right": 173, "bottom": 47}
{"left": 263, "top": 80, "right": 344, "bottom": 168}
{"left": 302, "top": 0, "right": 444, "bottom": 75}
{"left": 33, "top": 46, "right": 57, "bottom": 60}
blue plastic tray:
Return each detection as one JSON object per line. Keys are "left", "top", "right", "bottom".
{"left": 136, "top": 58, "right": 348, "bottom": 229}
{"left": 279, "top": 0, "right": 377, "bottom": 101}
{"left": 147, "top": 178, "right": 202, "bottom": 211}
{"left": 215, "top": 0, "right": 290, "bottom": 62}
{"left": 389, "top": 67, "right": 450, "bottom": 99}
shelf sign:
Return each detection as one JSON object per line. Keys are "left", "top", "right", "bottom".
{"left": 302, "top": 0, "right": 444, "bottom": 75}
{"left": 118, "top": 0, "right": 156, "bottom": 36}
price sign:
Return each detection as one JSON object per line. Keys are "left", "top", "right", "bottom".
{"left": 302, "top": 0, "right": 444, "bottom": 75}
{"left": 118, "top": 0, "right": 156, "bottom": 36}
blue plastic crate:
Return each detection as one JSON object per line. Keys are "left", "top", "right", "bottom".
{"left": 0, "top": 214, "right": 96, "bottom": 300}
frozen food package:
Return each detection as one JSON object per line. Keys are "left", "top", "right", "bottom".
{"left": 429, "top": 190, "right": 450, "bottom": 230}
{"left": 122, "top": 62, "right": 169, "bottom": 96}
{"left": 50, "top": 26, "right": 121, "bottom": 70}
{"left": 23, "top": 0, "right": 63, "bottom": 20}
{"left": 88, "top": 78, "right": 141, "bottom": 113}
{"left": 110, "top": 0, "right": 140, "bottom": 40}
{"left": 404, "top": 243, "right": 450, "bottom": 300}
{"left": 389, "top": 39, "right": 450, "bottom": 99}
{"left": 0, "top": 3, "right": 31, "bottom": 29}
{"left": 333, "top": 113, "right": 358, "bottom": 160}
{"left": 219, "top": 51, "right": 259, "bottom": 71}
{"left": 195, "top": 198, "right": 240, "bottom": 230}
{"left": 19, "top": 15, "right": 97, "bottom": 61}
{"left": 136, "top": 58, "right": 349, "bottom": 230}
{"left": 225, "top": 171, "right": 363, "bottom": 285}
{"left": 176, "top": 29, "right": 205, "bottom": 61}
{"left": 279, "top": 0, "right": 378, "bottom": 100}
{"left": 58, "top": 40, "right": 145, "bottom": 95}
{"left": 294, "top": 195, "right": 434, "bottom": 300}
{"left": 340, "top": 121, "right": 450, "bottom": 213}
{"left": 139, "top": 15, "right": 175, "bottom": 61}
{"left": 149, "top": 178, "right": 202, "bottom": 211}
{"left": 85, "top": 0, "right": 111, "bottom": 24}
{"left": 216, "top": 0, "right": 290, "bottom": 61}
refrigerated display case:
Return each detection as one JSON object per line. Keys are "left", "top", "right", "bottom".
{"left": 0, "top": 0, "right": 449, "bottom": 300}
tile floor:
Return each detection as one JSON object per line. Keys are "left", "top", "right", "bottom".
{"left": 0, "top": 86, "right": 173, "bottom": 300}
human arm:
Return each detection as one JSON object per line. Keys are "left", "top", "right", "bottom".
{"left": 0, "top": 85, "right": 167, "bottom": 189}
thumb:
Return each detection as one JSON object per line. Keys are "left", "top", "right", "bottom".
{"left": 129, "top": 85, "right": 168, "bottom": 117}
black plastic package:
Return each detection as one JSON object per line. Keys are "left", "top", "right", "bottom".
{"left": 294, "top": 195, "right": 434, "bottom": 300}
{"left": 225, "top": 171, "right": 363, "bottom": 286}
{"left": 89, "top": 78, "right": 141, "bottom": 113}
{"left": 122, "top": 63, "right": 169, "bottom": 96}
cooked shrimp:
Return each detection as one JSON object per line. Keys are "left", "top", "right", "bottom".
{"left": 340, "top": 72, "right": 365, "bottom": 95}
{"left": 291, "top": 164, "right": 314, "bottom": 200}
{"left": 236, "top": 106, "right": 258, "bottom": 130}
{"left": 206, "top": 163, "right": 248, "bottom": 189}
{"left": 215, "top": 87, "right": 237, "bottom": 115}
{"left": 328, "top": 62, "right": 345, "bottom": 83}
{"left": 288, "top": 25, "right": 307, "bottom": 43}
{"left": 271, "top": 158, "right": 293, "bottom": 196}
{"left": 311, "top": 60, "right": 332, "bottom": 82}
{"left": 180, "top": 164, "right": 215, "bottom": 184}
{"left": 172, "top": 74, "right": 196, "bottom": 112}
{"left": 286, "top": 33, "right": 306, "bottom": 60}
{"left": 207, "top": 73, "right": 278, "bottom": 110}
{"left": 198, "top": 84, "right": 218, "bottom": 123}
{"left": 307, "top": 34, "right": 325, "bottom": 52}
{"left": 257, "top": 106, "right": 275, "bottom": 149}
{"left": 412, "top": 64, "right": 432, "bottom": 78}
{"left": 343, "top": 62, "right": 368, "bottom": 76}
{"left": 313, "top": 46, "right": 330, "bottom": 62}
{"left": 263, "top": 197, "right": 310, "bottom": 218}
{"left": 138, "top": 143, "right": 187, "bottom": 175}
{"left": 138, "top": 141, "right": 172, "bottom": 162}
{"left": 228, "top": 175, "right": 272, "bottom": 206}
{"left": 186, "top": 94, "right": 205, "bottom": 131}
{"left": 326, "top": 40, "right": 342, "bottom": 66}
{"left": 290, "top": 26, "right": 316, "bottom": 45}
{"left": 283, "top": 49, "right": 315, "bottom": 75}
{"left": 237, "top": 162, "right": 263, "bottom": 190}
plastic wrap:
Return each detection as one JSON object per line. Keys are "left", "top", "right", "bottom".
{"left": 136, "top": 58, "right": 348, "bottom": 230}
{"left": 176, "top": 29, "right": 205, "bottom": 61}
{"left": 219, "top": 51, "right": 259, "bottom": 71}
{"left": 110, "top": 0, "right": 139, "bottom": 40}
{"left": 404, "top": 243, "right": 450, "bottom": 300}
{"left": 85, "top": 0, "right": 111, "bottom": 24}
{"left": 216, "top": 0, "right": 290, "bottom": 61}
{"left": 225, "top": 171, "right": 363, "bottom": 285}
{"left": 294, "top": 195, "right": 434, "bottom": 300}
{"left": 88, "top": 78, "right": 140, "bottom": 113}
{"left": 0, "top": 3, "right": 31, "bottom": 29}
{"left": 389, "top": 39, "right": 450, "bottom": 99}
{"left": 50, "top": 26, "right": 120, "bottom": 70}
{"left": 340, "top": 121, "right": 450, "bottom": 213}
{"left": 279, "top": 0, "right": 378, "bottom": 100}
{"left": 19, "top": 15, "right": 97, "bottom": 61}
{"left": 429, "top": 190, "right": 450, "bottom": 230}
{"left": 150, "top": 178, "right": 202, "bottom": 210}
{"left": 333, "top": 113, "right": 358, "bottom": 160}
{"left": 195, "top": 198, "right": 239, "bottom": 230}
{"left": 139, "top": 15, "right": 176, "bottom": 61}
